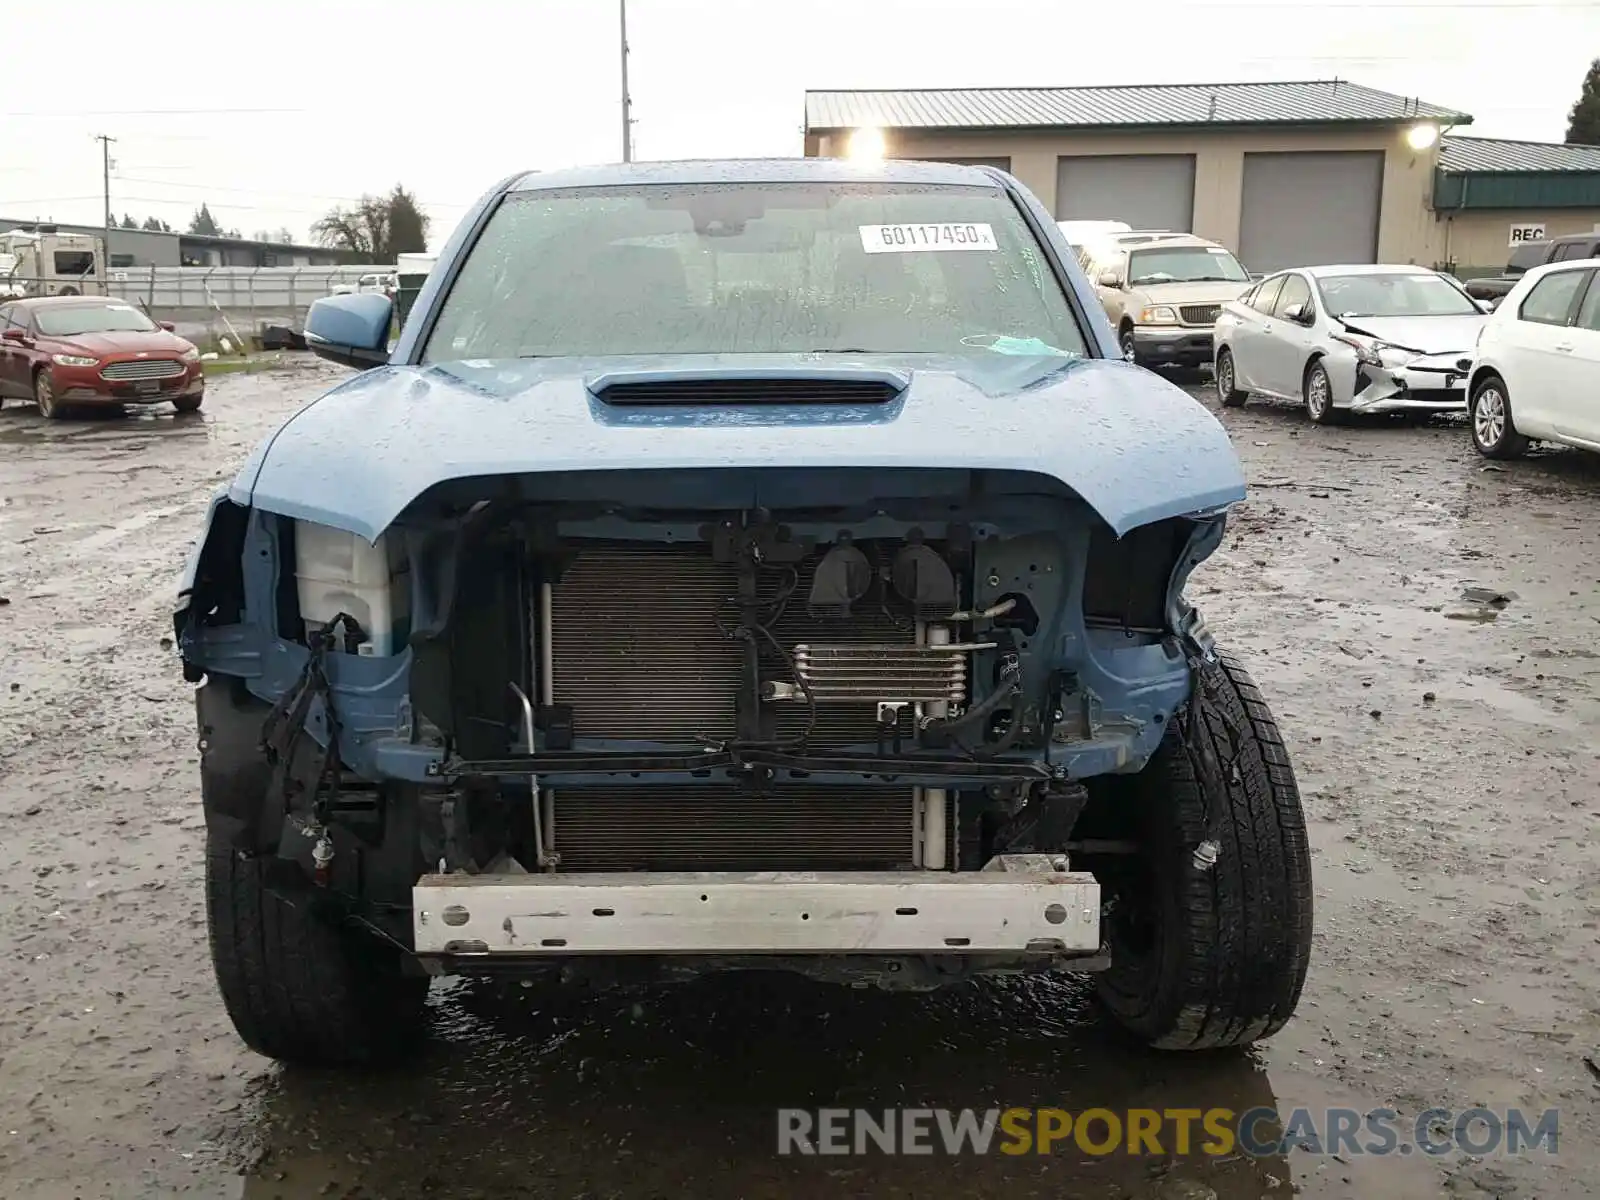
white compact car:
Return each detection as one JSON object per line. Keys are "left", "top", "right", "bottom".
{"left": 1467, "top": 258, "right": 1600, "bottom": 459}
{"left": 1213, "top": 264, "right": 1490, "bottom": 424}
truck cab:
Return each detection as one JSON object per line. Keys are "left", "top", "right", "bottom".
{"left": 0, "top": 229, "right": 107, "bottom": 300}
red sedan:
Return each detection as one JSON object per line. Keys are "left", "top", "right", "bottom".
{"left": 0, "top": 295, "right": 205, "bottom": 419}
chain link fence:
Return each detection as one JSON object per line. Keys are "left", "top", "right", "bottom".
{"left": 1, "top": 266, "right": 394, "bottom": 347}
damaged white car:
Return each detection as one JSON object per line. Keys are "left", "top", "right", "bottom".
{"left": 1214, "top": 264, "right": 1491, "bottom": 424}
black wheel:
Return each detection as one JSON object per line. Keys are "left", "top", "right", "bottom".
{"left": 1214, "top": 348, "right": 1248, "bottom": 407}
{"left": 1093, "top": 650, "right": 1313, "bottom": 1050}
{"left": 1302, "top": 360, "right": 1341, "bottom": 425}
{"left": 34, "top": 369, "right": 66, "bottom": 420}
{"left": 206, "top": 831, "right": 429, "bottom": 1066}
{"left": 1470, "top": 373, "right": 1529, "bottom": 460}
{"left": 1119, "top": 326, "right": 1140, "bottom": 366}
{"left": 173, "top": 393, "right": 203, "bottom": 414}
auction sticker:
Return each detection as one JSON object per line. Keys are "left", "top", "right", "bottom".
{"left": 859, "top": 223, "right": 997, "bottom": 253}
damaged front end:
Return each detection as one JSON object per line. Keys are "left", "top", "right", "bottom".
{"left": 1335, "top": 328, "right": 1475, "bottom": 415}
{"left": 178, "top": 458, "right": 1229, "bottom": 987}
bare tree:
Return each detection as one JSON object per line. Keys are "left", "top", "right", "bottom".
{"left": 311, "top": 185, "right": 431, "bottom": 262}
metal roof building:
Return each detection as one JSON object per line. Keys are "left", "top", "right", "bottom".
{"left": 803, "top": 79, "right": 1592, "bottom": 274}
{"left": 1439, "top": 136, "right": 1600, "bottom": 174}
{"left": 805, "top": 81, "right": 1469, "bottom": 134}
{"left": 1429, "top": 137, "right": 1600, "bottom": 274}
{"left": 0, "top": 217, "right": 364, "bottom": 270}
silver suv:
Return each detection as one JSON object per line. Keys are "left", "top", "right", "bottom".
{"left": 1079, "top": 231, "right": 1254, "bottom": 370}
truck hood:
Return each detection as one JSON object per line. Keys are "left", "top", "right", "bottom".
{"left": 1135, "top": 280, "right": 1252, "bottom": 306}
{"left": 236, "top": 354, "right": 1247, "bottom": 540}
{"left": 1336, "top": 313, "right": 1487, "bottom": 355}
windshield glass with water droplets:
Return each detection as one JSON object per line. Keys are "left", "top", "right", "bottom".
{"left": 422, "top": 183, "right": 1090, "bottom": 361}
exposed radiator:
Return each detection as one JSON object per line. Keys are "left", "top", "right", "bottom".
{"left": 544, "top": 542, "right": 938, "bottom": 873}
{"left": 547, "top": 542, "right": 921, "bottom": 747}
{"left": 553, "top": 786, "right": 916, "bottom": 872}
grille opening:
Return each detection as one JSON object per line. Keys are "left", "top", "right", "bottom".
{"left": 101, "top": 359, "right": 185, "bottom": 382}
{"left": 595, "top": 378, "right": 901, "bottom": 407}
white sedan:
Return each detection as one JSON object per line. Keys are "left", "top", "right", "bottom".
{"left": 1468, "top": 258, "right": 1600, "bottom": 459}
{"left": 1213, "top": 264, "right": 1490, "bottom": 424}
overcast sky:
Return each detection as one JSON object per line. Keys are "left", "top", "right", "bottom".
{"left": 3, "top": 0, "right": 1596, "bottom": 249}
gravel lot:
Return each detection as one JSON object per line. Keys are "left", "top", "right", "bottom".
{"left": 2, "top": 360, "right": 1598, "bottom": 1199}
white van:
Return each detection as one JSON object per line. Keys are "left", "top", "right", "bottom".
{"left": 1057, "top": 220, "right": 1132, "bottom": 258}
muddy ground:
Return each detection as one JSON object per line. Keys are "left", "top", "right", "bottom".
{"left": 1, "top": 360, "right": 1597, "bottom": 1199}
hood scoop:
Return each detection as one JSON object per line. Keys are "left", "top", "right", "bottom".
{"left": 592, "top": 371, "right": 905, "bottom": 407}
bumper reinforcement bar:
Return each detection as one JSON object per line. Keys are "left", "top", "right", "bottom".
{"left": 413, "top": 869, "right": 1102, "bottom": 957}
{"left": 427, "top": 747, "right": 1055, "bottom": 783}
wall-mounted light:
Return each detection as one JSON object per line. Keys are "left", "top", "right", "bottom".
{"left": 1406, "top": 123, "right": 1439, "bottom": 152}
{"left": 846, "top": 127, "right": 887, "bottom": 161}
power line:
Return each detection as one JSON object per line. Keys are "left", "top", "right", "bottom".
{"left": 109, "top": 173, "right": 471, "bottom": 208}
{"left": 0, "top": 195, "right": 105, "bottom": 207}
{"left": 0, "top": 106, "right": 305, "bottom": 118}
{"left": 4, "top": 192, "right": 467, "bottom": 218}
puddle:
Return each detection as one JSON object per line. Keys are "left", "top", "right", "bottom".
{"left": 198, "top": 976, "right": 1447, "bottom": 1200}
{"left": 1454, "top": 676, "right": 1579, "bottom": 731}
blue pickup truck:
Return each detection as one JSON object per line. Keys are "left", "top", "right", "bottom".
{"left": 177, "top": 157, "right": 1312, "bottom": 1067}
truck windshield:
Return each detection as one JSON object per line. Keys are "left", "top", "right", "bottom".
{"left": 1127, "top": 246, "right": 1251, "bottom": 285}
{"left": 35, "top": 303, "right": 159, "bottom": 336}
{"left": 422, "top": 182, "right": 1088, "bottom": 361}
{"left": 1505, "top": 243, "right": 1549, "bottom": 275}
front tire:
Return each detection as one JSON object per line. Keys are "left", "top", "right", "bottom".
{"left": 1303, "top": 360, "right": 1341, "bottom": 425}
{"left": 205, "top": 831, "right": 429, "bottom": 1066}
{"left": 173, "top": 393, "right": 203, "bottom": 414}
{"left": 1094, "top": 651, "right": 1313, "bottom": 1050}
{"left": 34, "top": 369, "right": 65, "bottom": 420}
{"left": 1470, "top": 374, "right": 1529, "bottom": 459}
{"left": 1214, "top": 348, "right": 1248, "bottom": 407}
{"left": 1119, "top": 326, "right": 1140, "bottom": 366}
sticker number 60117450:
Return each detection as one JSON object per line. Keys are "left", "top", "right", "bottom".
{"left": 858, "top": 223, "right": 998, "bottom": 253}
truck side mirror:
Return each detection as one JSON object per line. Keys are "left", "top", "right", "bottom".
{"left": 304, "top": 292, "right": 393, "bottom": 370}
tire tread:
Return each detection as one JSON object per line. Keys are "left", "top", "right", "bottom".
{"left": 1096, "top": 650, "right": 1313, "bottom": 1050}
{"left": 205, "top": 835, "right": 427, "bottom": 1066}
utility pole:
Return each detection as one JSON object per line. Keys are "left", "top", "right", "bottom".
{"left": 619, "top": 0, "right": 633, "bottom": 163}
{"left": 95, "top": 134, "right": 116, "bottom": 292}
{"left": 95, "top": 134, "right": 116, "bottom": 230}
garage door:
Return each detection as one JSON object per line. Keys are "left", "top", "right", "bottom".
{"left": 1238, "top": 151, "right": 1383, "bottom": 272}
{"left": 1055, "top": 155, "right": 1196, "bottom": 231}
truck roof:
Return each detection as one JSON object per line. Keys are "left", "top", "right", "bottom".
{"left": 507, "top": 157, "right": 1003, "bottom": 194}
